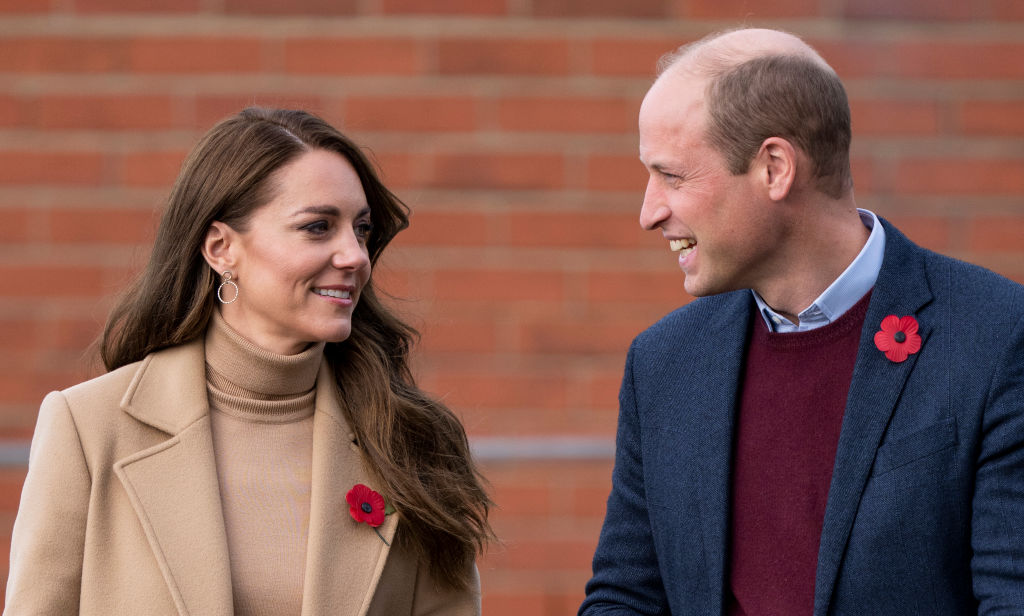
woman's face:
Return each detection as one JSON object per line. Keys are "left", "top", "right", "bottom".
{"left": 212, "top": 148, "right": 373, "bottom": 355}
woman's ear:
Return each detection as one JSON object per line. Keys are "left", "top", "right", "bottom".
{"left": 201, "top": 221, "right": 238, "bottom": 274}
{"left": 756, "top": 137, "right": 798, "bottom": 202}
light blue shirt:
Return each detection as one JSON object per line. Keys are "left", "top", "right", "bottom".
{"left": 752, "top": 209, "right": 886, "bottom": 333}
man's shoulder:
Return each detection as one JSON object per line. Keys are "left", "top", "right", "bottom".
{"left": 884, "top": 219, "right": 1023, "bottom": 313}
{"left": 634, "top": 290, "right": 751, "bottom": 350}
{"left": 927, "top": 250, "right": 1021, "bottom": 296}
{"left": 910, "top": 243, "right": 1024, "bottom": 318}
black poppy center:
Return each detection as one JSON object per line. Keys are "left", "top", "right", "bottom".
{"left": 361, "top": 502, "right": 373, "bottom": 513}
{"left": 893, "top": 331, "right": 906, "bottom": 343}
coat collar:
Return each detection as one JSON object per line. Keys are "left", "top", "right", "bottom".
{"left": 119, "top": 339, "right": 209, "bottom": 435}
{"left": 113, "top": 338, "right": 233, "bottom": 616}
{"left": 113, "top": 338, "right": 396, "bottom": 616}
{"left": 813, "top": 219, "right": 934, "bottom": 615}
{"left": 301, "top": 362, "right": 399, "bottom": 616}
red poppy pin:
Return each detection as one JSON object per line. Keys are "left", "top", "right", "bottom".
{"left": 346, "top": 483, "right": 395, "bottom": 545}
{"left": 873, "top": 315, "right": 922, "bottom": 363}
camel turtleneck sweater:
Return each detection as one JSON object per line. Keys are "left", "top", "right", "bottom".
{"left": 204, "top": 311, "right": 325, "bottom": 616}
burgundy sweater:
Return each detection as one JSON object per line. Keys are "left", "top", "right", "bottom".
{"left": 726, "top": 290, "right": 872, "bottom": 616}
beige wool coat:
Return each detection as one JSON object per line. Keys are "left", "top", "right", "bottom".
{"left": 5, "top": 338, "right": 480, "bottom": 616}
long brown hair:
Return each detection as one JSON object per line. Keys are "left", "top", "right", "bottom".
{"left": 101, "top": 107, "right": 492, "bottom": 589}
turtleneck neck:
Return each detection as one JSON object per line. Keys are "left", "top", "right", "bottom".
{"left": 204, "top": 310, "right": 325, "bottom": 424}
{"left": 204, "top": 309, "right": 320, "bottom": 614}
{"left": 205, "top": 309, "right": 325, "bottom": 400}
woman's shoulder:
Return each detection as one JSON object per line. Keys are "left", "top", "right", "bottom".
{"left": 59, "top": 356, "right": 147, "bottom": 409}
{"left": 27, "top": 358, "right": 146, "bottom": 469}
{"left": 54, "top": 341, "right": 202, "bottom": 426}
{"left": 36, "top": 341, "right": 204, "bottom": 460}
{"left": 62, "top": 340, "right": 202, "bottom": 401}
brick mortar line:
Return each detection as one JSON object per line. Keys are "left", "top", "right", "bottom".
{"left": 0, "top": 16, "right": 1022, "bottom": 39}
{"left": 0, "top": 75, "right": 657, "bottom": 96}
{"left": 376, "top": 247, "right": 676, "bottom": 268}
{"left": 0, "top": 188, "right": 640, "bottom": 208}
{"left": 375, "top": 135, "right": 1024, "bottom": 156}
{"left": 0, "top": 130, "right": 642, "bottom": 150}
{"left": 3, "top": 132, "right": 1023, "bottom": 157}
{"left": 5, "top": 190, "right": 1017, "bottom": 213}
{"left": 0, "top": 16, "right": 751, "bottom": 37}
{"left": 0, "top": 245, "right": 143, "bottom": 264}
{"left": 2, "top": 75, "right": 1022, "bottom": 99}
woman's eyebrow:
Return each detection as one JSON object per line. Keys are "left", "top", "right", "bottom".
{"left": 291, "top": 205, "right": 341, "bottom": 217}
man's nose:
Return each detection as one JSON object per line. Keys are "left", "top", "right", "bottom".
{"left": 639, "top": 176, "right": 670, "bottom": 230}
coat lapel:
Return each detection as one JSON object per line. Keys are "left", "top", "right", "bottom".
{"left": 112, "top": 340, "right": 234, "bottom": 616}
{"left": 814, "top": 222, "right": 934, "bottom": 615}
{"left": 301, "top": 361, "right": 397, "bottom": 616}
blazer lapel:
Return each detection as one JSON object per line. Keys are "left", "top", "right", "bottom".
{"left": 661, "top": 292, "right": 751, "bottom": 612}
{"left": 112, "top": 340, "right": 234, "bottom": 616}
{"left": 301, "top": 362, "right": 397, "bottom": 616}
{"left": 814, "top": 222, "right": 934, "bottom": 615}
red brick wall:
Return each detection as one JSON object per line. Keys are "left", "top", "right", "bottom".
{"left": 1, "top": 1, "right": 1022, "bottom": 613}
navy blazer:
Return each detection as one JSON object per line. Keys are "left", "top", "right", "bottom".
{"left": 580, "top": 220, "right": 1024, "bottom": 615}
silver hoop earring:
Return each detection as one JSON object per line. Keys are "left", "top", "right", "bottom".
{"left": 217, "top": 271, "right": 238, "bottom": 304}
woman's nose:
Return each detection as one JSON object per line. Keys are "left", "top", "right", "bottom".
{"left": 331, "top": 229, "right": 371, "bottom": 271}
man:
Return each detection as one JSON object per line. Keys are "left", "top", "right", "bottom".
{"left": 580, "top": 28, "right": 1024, "bottom": 615}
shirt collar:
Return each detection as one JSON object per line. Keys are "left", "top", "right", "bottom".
{"left": 752, "top": 209, "right": 886, "bottom": 333}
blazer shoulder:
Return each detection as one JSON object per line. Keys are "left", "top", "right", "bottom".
{"left": 883, "top": 220, "right": 1023, "bottom": 317}
{"left": 634, "top": 290, "right": 751, "bottom": 352}
{"left": 921, "top": 248, "right": 1024, "bottom": 314}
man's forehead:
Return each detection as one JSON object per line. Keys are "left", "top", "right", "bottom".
{"left": 639, "top": 75, "right": 708, "bottom": 164}
{"left": 668, "top": 28, "right": 833, "bottom": 77}
{"left": 641, "top": 70, "right": 707, "bottom": 125}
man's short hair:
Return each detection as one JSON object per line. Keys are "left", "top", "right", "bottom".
{"left": 661, "top": 48, "right": 853, "bottom": 199}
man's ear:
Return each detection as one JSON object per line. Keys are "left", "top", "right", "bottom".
{"left": 756, "top": 137, "right": 798, "bottom": 202}
{"left": 201, "top": 221, "right": 239, "bottom": 274}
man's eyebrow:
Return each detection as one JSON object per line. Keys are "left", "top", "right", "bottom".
{"left": 648, "top": 163, "right": 678, "bottom": 175}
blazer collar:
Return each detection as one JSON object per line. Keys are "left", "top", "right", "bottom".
{"left": 113, "top": 339, "right": 397, "bottom": 616}
{"left": 814, "top": 219, "right": 934, "bottom": 615}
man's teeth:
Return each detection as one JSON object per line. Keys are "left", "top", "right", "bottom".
{"left": 314, "top": 288, "right": 351, "bottom": 299}
{"left": 669, "top": 238, "right": 696, "bottom": 252}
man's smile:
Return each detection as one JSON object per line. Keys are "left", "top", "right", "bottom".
{"left": 669, "top": 238, "right": 697, "bottom": 257}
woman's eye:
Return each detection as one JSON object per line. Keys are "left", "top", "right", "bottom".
{"left": 355, "top": 220, "right": 374, "bottom": 240}
{"left": 301, "top": 220, "right": 330, "bottom": 235}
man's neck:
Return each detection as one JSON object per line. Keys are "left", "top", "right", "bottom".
{"left": 755, "top": 200, "right": 869, "bottom": 324}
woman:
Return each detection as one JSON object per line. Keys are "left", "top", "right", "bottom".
{"left": 5, "top": 108, "right": 493, "bottom": 615}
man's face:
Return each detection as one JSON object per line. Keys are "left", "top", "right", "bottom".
{"left": 638, "top": 70, "right": 782, "bottom": 298}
